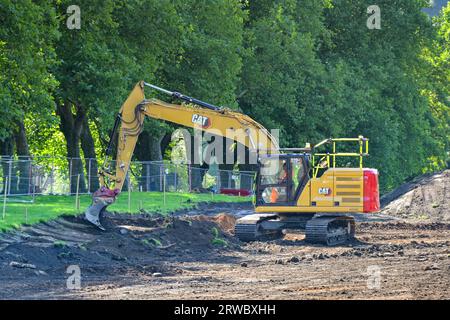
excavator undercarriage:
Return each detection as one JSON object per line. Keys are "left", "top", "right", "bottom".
{"left": 234, "top": 213, "right": 355, "bottom": 245}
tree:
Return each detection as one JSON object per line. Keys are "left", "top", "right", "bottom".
{"left": 316, "top": 0, "right": 447, "bottom": 191}
{"left": 0, "top": 0, "right": 446, "bottom": 196}
{"left": 0, "top": 0, "right": 59, "bottom": 193}
{"left": 53, "top": 0, "right": 136, "bottom": 192}
{"left": 111, "top": 0, "right": 185, "bottom": 190}
{"left": 420, "top": 3, "right": 450, "bottom": 169}
{"left": 157, "top": 0, "right": 246, "bottom": 188}
{"left": 240, "top": 0, "right": 330, "bottom": 146}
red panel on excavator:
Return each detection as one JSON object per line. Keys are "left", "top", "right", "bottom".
{"left": 220, "top": 188, "right": 251, "bottom": 197}
{"left": 363, "top": 169, "right": 380, "bottom": 213}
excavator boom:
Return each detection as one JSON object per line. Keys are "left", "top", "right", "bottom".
{"left": 85, "top": 81, "right": 279, "bottom": 229}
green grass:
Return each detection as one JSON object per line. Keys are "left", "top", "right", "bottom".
{"left": 0, "top": 192, "right": 249, "bottom": 232}
{"left": 211, "top": 226, "right": 228, "bottom": 247}
{"left": 53, "top": 240, "right": 67, "bottom": 248}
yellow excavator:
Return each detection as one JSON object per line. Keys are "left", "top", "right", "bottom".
{"left": 85, "top": 81, "right": 380, "bottom": 245}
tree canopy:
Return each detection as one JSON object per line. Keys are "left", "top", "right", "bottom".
{"left": 0, "top": 0, "right": 448, "bottom": 193}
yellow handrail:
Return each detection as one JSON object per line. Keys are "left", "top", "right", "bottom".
{"left": 311, "top": 136, "right": 369, "bottom": 178}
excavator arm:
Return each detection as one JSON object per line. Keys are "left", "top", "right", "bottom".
{"left": 85, "top": 81, "right": 279, "bottom": 229}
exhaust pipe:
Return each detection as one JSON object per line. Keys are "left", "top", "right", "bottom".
{"left": 85, "top": 187, "right": 120, "bottom": 230}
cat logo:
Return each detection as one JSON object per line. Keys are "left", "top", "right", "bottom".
{"left": 191, "top": 114, "right": 211, "bottom": 128}
{"left": 318, "top": 187, "right": 331, "bottom": 196}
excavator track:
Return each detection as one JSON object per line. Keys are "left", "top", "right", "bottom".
{"left": 234, "top": 223, "right": 282, "bottom": 242}
{"left": 305, "top": 215, "right": 355, "bottom": 246}
{"left": 235, "top": 214, "right": 356, "bottom": 245}
{"left": 234, "top": 214, "right": 283, "bottom": 242}
{"left": 234, "top": 223, "right": 259, "bottom": 242}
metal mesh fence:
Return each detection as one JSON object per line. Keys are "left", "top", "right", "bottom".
{"left": 0, "top": 156, "right": 255, "bottom": 196}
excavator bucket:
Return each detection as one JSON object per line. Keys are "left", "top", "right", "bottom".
{"left": 84, "top": 187, "right": 119, "bottom": 230}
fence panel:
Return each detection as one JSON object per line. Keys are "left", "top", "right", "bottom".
{"left": 0, "top": 156, "right": 256, "bottom": 196}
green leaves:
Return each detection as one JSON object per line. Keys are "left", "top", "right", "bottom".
{"left": 239, "top": 0, "right": 448, "bottom": 192}
{"left": 0, "top": 0, "right": 59, "bottom": 140}
{"left": 240, "top": 0, "right": 329, "bottom": 146}
{"left": 0, "top": 0, "right": 447, "bottom": 193}
{"left": 162, "top": 0, "right": 245, "bottom": 108}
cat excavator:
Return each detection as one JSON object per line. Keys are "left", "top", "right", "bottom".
{"left": 85, "top": 81, "right": 380, "bottom": 246}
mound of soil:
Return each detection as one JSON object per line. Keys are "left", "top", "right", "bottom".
{"left": 381, "top": 170, "right": 449, "bottom": 222}
{"left": 0, "top": 211, "right": 239, "bottom": 287}
{"left": 192, "top": 213, "right": 237, "bottom": 235}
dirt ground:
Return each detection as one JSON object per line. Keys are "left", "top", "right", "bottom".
{"left": 0, "top": 202, "right": 449, "bottom": 300}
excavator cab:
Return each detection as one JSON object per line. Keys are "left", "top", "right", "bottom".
{"left": 256, "top": 154, "right": 310, "bottom": 206}
{"left": 236, "top": 137, "right": 380, "bottom": 245}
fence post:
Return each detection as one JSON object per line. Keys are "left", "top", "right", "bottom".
{"left": 2, "top": 176, "right": 8, "bottom": 219}
{"left": 215, "top": 172, "right": 219, "bottom": 193}
{"left": 128, "top": 176, "right": 131, "bottom": 212}
{"left": 7, "top": 158, "right": 12, "bottom": 195}
{"left": 28, "top": 157, "right": 32, "bottom": 196}
{"left": 163, "top": 168, "right": 167, "bottom": 207}
{"left": 146, "top": 163, "right": 150, "bottom": 191}
{"left": 88, "top": 158, "right": 91, "bottom": 194}
{"left": 188, "top": 164, "right": 192, "bottom": 192}
{"left": 50, "top": 160, "right": 54, "bottom": 195}
{"left": 174, "top": 164, "right": 177, "bottom": 191}
{"left": 75, "top": 174, "right": 80, "bottom": 211}
{"left": 159, "top": 165, "right": 163, "bottom": 192}
{"left": 69, "top": 158, "right": 73, "bottom": 195}
{"left": 32, "top": 179, "right": 36, "bottom": 203}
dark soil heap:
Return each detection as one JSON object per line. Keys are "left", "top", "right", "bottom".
{"left": 381, "top": 170, "right": 449, "bottom": 221}
{"left": 0, "top": 212, "right": 239, "bottom": 283}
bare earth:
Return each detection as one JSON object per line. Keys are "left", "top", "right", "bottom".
{"left": 381, "top": 170, "right": 449, "bottom": 221}
{"left": 0, "top": 202, "right": 449, "bottom": 300}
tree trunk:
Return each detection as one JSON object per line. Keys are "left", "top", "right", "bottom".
{"left": 80, "top": 117, "right": 99, "bottom": 192}
{"left": 237, "top": 147, "right": 257, "bottom": 191}
{"left": 0, "top": 136, "right": 14, "bottom": 194}
{"left": 14, "top": 120, "right": 31, "bottom": 194}
{"left": 135, "top": 130, "right": 164, "bottom": 191}
{"left": 56, "top": 101, "right": 87, "bottom": 194}
{"left": 186, "top": 133, "right": 208, "bottom": 190}
{"left": 160, "top": 133, "right": 172, "bottom": 159}
{"left": 218, "top": 137, "right": 235, "bottom": 189}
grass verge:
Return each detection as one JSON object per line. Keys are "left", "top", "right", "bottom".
{"left": 0, "top": 192, "right": 249, "bottom": 232}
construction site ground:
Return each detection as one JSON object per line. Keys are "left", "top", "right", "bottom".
{"left": 1, "top": 195, "right": 449, "bottom": 300}
{"left": 0, "top": 170, "right": 448, "bottom": 300}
